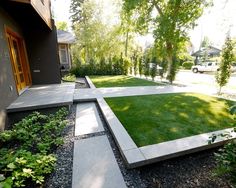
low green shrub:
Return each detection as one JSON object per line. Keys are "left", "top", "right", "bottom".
{"left": 0, "top": 149, "right": 56, "bottom": 188}
{"left": 62, "top": 74, "right": 76, "bottom": 82}
{"left": 0, "top": 108, "right": 68, "bottom": 187}
{"left": 182, "top": 61, "right": 194, "bottom": 70}
{"left": 150, "top": 64, "right": 157, "bottom": 81}
{"left": 71, "top": 57, "right": 131, "bottom": 77}
{"left": 209, "top": 105, "right": 236, "bottom": 185}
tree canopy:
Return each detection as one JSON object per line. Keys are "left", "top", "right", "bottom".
{"left": 122, "top": 0, "right": 212, "bottom": 83}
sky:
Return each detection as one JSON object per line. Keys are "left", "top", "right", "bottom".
{"left": 52, "top": 0, "right": 236, "bottom": 51}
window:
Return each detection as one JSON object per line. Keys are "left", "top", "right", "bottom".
{"left": 208, "top": 63, "right": 212, "bottom": 66}
{"left": 59, "top": 45, "right": 68, "bottom": 64}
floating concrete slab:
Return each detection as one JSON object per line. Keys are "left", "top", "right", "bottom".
{"left": 72, "top": 135, "right": 126, "bottom": 188}
{"left": 139, "top": 128, "right": 236, "bottom": 163}
{"left": 75, "top": 103, "right": 104, "bottom": 136}
{"left": 85, "top": 76, "right": 96, "bottom": 88}
{"left": 97, "top": 98, "right": 137, "bottom": 151}
{"left": 7, "top": 83, "right": 75, "bottom": 113}
{"left": 74, "top": 85, "right": 196, "bottom": 101}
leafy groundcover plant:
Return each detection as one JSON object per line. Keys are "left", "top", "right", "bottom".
{"left": 209, "top": 105, "right": 236, "bottom": 185}
{"left": 0, "top": 108, "right": 68, "bottom": 187}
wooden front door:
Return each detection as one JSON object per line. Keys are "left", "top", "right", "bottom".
{"left": 6, "top": 29, "right": 31, "bottom": 93}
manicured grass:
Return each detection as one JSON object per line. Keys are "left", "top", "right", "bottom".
{"left": 105, "top": 93, "right": 235, "bottom": 147}
{"left": 89, "top": 75, "right": 162, "bottom": 88}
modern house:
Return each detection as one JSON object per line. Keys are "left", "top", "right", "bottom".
{"left": 57, "top": 29, "right": 75, "bottom": 71}
{"left": 0, "top": 0, "right": 61, "bottom": 130}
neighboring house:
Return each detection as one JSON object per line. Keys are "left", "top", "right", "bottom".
{"left": 0, "top": 0, "right": 61, "bottom": 130}
{"left": 192, "top": 46, "right": 221, "bottom": 64}
{"left": 57, "top": 30, "right": 75, "bottom": 71}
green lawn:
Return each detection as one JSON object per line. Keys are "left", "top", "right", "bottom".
{"left": 105, "top": 93, "right": 235, "bottom": 147}
{"left": 89, "top": 75, "right": 162, "bottom": 88}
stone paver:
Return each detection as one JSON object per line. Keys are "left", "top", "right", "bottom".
{"left": 139, "top": 128, "right": 236, "bottom": 164}
{"left": 85, "top": 76, "right": 96, "bottom": 88}
{"left": 74, "top": 85, "right": 196, "bottom": 101}
{"left": 7, "top": 83, "right": 75, "bottom": 112}
{"left": 72, "top": 135, "right": 126, "bottom": 188}
{"left": 97, "top": 98, "right": 138, "bottom": 151}
{"left": 75, "top": 102, "right": 104, "bottom": 136}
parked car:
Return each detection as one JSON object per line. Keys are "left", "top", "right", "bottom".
{"left": 191, "top": 62, "right": 219, "bottom": 73}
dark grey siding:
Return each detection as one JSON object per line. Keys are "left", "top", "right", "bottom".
{"left": 0, "top": 8, "right": 20, "bottom": 130}
{"left": 24, "top": 20, "right": 61, "bottom": 85}
{"left": 0, "top": 4, "right": 61, "bottom": 130}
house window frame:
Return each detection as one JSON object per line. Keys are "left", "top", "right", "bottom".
{"left": 59, "top": 44, "right": 68, "bottom": 65}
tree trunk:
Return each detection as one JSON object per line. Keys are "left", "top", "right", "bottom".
{"left": 125, "top": 31, "right": 129, "bottom": 57}
{"left": 166, "top": 42, "right": 174, "bottom": 84}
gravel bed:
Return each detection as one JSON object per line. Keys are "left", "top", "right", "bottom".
{"left": 44, "top": 105, "right": 76, "bottom": 188}
{"left": 45, "top": 99, "right": 233, "bottom": 188}
{"left": 75, "top": 77, "right": 89, "bottom": 89}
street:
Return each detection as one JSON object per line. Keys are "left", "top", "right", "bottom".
{"left": 175, "top": 70, "right": 236, "bottom": 94}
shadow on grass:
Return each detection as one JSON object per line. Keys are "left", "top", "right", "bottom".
{"left": 105, "top": 93, "right": 235, "bottom": 147}
{"left": 90, "top": 75, "right": 161, "bottom": 88}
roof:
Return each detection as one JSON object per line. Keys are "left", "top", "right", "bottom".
{"left": 57, "top": 30, "right": 75, "bottom": 44}
{"left": 192, "top": 46, "right": 221, "bottom": 57}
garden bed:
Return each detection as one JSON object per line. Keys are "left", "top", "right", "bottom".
{"left": 105, "top": 93, "right": 235, "bottom": 147}
{"left": 90, "top": 75, "right": 163, "bottom": 88}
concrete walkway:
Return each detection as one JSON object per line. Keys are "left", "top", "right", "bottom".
{"left": 75, "top": 103, "right": 104, "bottom": 136}
{"left": 72, "top": 103, "right": 126, "bottom": 188}
{"left": 74, "top": 85, "right": 219, "bottom": 101}
{"left": 73, "top": 136, "right": 126, "bottom": 188}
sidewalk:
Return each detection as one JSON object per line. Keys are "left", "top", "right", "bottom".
{"left": 72, "top": 102, "right": 127, "bottom": 188}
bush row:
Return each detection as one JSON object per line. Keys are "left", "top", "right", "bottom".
{"left": 71, "top": 57, "right": 130, "bottom": 77}
{"left": 0, "top": 108, "right": 68, "bottom": 187}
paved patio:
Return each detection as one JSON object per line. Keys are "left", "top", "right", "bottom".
{"left": 7, "top": 83, "right": 75, "bottom": 113}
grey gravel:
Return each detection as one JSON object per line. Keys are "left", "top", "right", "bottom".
{"left": 75, "top": 77, "right": 89, "bottom": 89}
{"left": 44, "top": 105, "right": 75, "bottom": 188}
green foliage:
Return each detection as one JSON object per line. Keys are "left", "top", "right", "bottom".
{"left": 209, "top": 106, "right": 236, "bottom": 185}
{"left": 0, "top": 108, "right": 68, "bottom": 187}
{"left": 150, "top": 64, "right": 157, "bottom": 81}
{"left": 216, "top": 36, "right": 235, "bottom": 94}
{"left": 144, "top": 58, "right": 150, "bottom": 78}
{"left": 182, "top": 61, "right": 194, "bottom": 70}
{"left": 122, "top": 0, "right": 212, "bottom": 83}
{"left": 230, "top": 105, "right": 236, "bottom": 115}
{"left": 56, "top": 21, "right": 68, "bottom": 31}
{"left": 70, "top": 0, "right": 84, "bottom": 27}
{"left": 123, "top": 58, "right": 131, "bottom": 75}
{"left": 138, "top": 57, "right": 143, "bottom": 77}
{"left": 71, "top": 0, "right": 127, "bottom": 64}
{"left": 201, "top": 36, "right": 212, "bottom": 48}
{"left": 70, "top": 57, "right": 131, "bottom": 77}
{"left": 62, "top": 74, "right": 76, "bottom": 82}
{"left": 0, "top": 150, "right": 56, "bottom": 187}
{"left": 133, "top": 55, "right": 138, "bottom": 76}
{"left": 166, "top": 56, "right": 179, "bottom": 84}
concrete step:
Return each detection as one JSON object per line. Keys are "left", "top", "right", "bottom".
{"left": 75, "top": 103, "right": 104, "bottom": 136}
{"left": 72, "top": 135, "right": 126, "bottom": 188}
